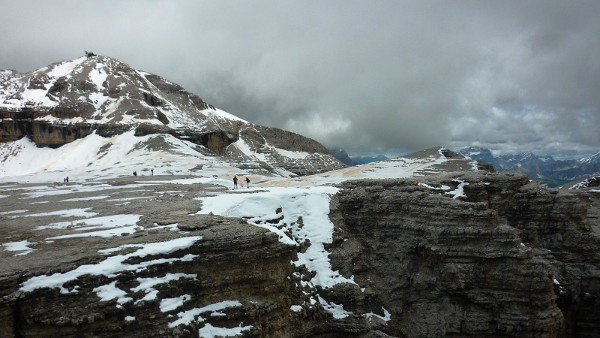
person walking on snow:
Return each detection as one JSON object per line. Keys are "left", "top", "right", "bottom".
{"left": 233, "top": 176, "right": 238, "bottom": 189}
{"left": 245, "top": 177, "right": 250, "bottom": 188}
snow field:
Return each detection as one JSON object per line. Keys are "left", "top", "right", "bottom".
{"left": 0, "top": 130, "right": 295, "bottom": 184}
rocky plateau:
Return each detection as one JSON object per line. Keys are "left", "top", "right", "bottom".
{"left": 0, "top": 168, "right": 598, "bottom": 337}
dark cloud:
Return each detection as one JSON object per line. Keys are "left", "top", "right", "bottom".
{"left": 2, "top": 0, "right": 599, "bottom": 156}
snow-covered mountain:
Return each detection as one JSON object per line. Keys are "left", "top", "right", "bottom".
{"left": 579, "top": 152, "right": 600, "bottom": 165}
{"left": 0, "top": 54, "right": 345, "bottom": 180}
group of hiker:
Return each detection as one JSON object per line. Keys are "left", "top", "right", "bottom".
{"left": 233, "top": 176, "right": 250, "bottom": 189}
{"left": 133, "top": 169, "right": 154, "bottom": 177}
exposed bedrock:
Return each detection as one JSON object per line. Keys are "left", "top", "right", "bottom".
{"left": 1, "top": 172, "right": 598, "bottom": 337}
{"left": 0, "top": 116, "right": 237, "bottom": 154}
{"left": 0, "top": 119, "right": 133, "bottom": 147}
{"left": 328, "top": 172, "right": 600, "bottom": 337}
{"left": 0, "top": 217, "right": 296, "bottom": 337}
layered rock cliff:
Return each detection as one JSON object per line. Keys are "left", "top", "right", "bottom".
{"left": 0, "top": 179, "right": 297, "bottom": 337}
{"left": 1, "top": 170, "right": 598, "bottom": 337}
{"left": 327, "top": 172, "right": 600, "bottom": 337}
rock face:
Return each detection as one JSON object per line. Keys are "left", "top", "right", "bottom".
{"left": 1, "top": 172, "right": 599, "bottom": 337}
{"left": 4, "top": 221, "right": 294, "bottom": 337}
{"left": 328, "top": 172, "right": 600, "bottom": 337}
{"left": 329, "top": 147, "right": 357, "bottom": 166}
{"left": 0, "top": 55, "right": 345, "bottom": 176}
{"left": 0, "top": 178, "right": 296, "bottom": 337}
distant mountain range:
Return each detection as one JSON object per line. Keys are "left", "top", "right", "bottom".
{"left": 458, "top": 146, "right": 600, "bottom": 187}
{"left": 328, "top": 148, "right": 391, "bottom": 166}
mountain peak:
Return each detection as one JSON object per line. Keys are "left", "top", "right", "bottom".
{"left": 0, "top": 54, "right": 245, "bottom": 132}
{"left": 0, "top": 55, "right": 346, "bottom": 179}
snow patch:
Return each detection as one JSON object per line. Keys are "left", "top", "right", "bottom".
{"left": 365, "top": 307, "right": 392, "bottom": 322}
{"left": 1, "top": 240, "right": 36, "bottom": 256}
{"left": 17, "top": 208, "right": 97, "bottom": 218}
{"left": 418, "top": 183, "right": 451, "bottom": 191}
{"left": 35, "top": 214, "right": 141, "bottom": 231}
{"left": 160, "top": 295, "right": 192, "bottom": 313}
{"left": 0, "top": 209, "right": 28, "bottom": 215}
{"left": 47, "top": 57, "right": 86, "bottom": 79}
{"left": 318, "top": 295, "right": 351, "bottom": 319}
{"left": 89, "top": 64, "right": 108, "bottom": 89}
{"left": 132, "top": 273, "right": 197, "bottom": 303}
{"left": 169, "top": 300, "right": 242, "bottom": 328}
{"left": 445, "top": 180, "right": 469, "bottom": 199}
{"left": 93, "top": 281, "right": 133, "bottom": 305}
{"left": 198, "top": 323, "right": 253, "bottom": 338}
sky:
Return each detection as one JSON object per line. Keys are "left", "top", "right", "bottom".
{"left": 1, "top": 1, "right": 599, "bottom": 158}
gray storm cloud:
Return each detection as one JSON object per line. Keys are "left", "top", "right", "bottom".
{"left": 1, "top": 0, "right": 599, "bottom": 156}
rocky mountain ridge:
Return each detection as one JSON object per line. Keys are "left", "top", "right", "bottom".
{"left": 0, "top": 55, "right": 345, "bottom": 177}
{"left": 459, "top": 146, "right": 600, "bottom": 186}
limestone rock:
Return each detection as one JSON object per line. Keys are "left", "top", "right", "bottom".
{"left": 328, "top": 172, "right": 600, "bottom": 337}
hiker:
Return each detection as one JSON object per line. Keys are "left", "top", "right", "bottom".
{"left": 151, "top": 168, "right": 154, "bottom": 176}
{"left": 245, "top": 177, "right": 250, "bottom": 188}
{"left": 233, "top": 176, "right": 238, "bottom": 189}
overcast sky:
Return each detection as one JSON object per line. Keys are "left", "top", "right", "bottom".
{"left": 2, "top": 1, "right": 599, "bottom": 157}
